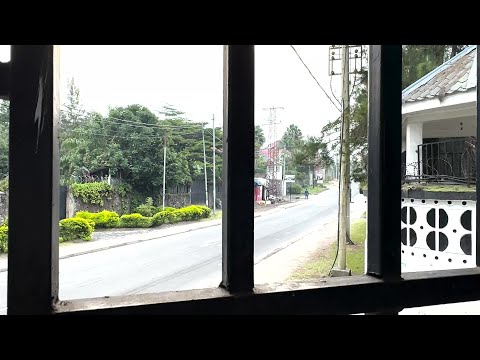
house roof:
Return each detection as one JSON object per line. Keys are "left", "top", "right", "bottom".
{"left": 402, "top": 45, "right": 477, "bottom": 103}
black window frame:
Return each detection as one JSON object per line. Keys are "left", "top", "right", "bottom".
{"left": 2, "top": 45, "right": 480, "bottom": 315}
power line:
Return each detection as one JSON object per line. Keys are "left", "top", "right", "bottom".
{"left": 105, "top": 116, "right": 205, "bottom": 129}
{"left": 289, "top": 45, "right": 342, "bottom": 112}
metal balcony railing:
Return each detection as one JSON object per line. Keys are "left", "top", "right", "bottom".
{"left": 402, "top": 138, "right": 476, "bottom": 185}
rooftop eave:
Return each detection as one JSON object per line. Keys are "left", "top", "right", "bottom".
{"left": 402, "top": 88, "right": 476, "bottom": 123}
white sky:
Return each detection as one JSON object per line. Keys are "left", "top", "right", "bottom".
{"left": 1, "top": 45, "right": 345, "bottom": 142}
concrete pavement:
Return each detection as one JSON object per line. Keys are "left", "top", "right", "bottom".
{"left": 0, "top": 184, "right": 340, "bottom": 311}
{"left": 0, "top": 196, "right": 308, "bottom": 273}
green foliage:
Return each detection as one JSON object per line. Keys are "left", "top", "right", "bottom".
{"left": 115, "top": 183, "right": 132, "bottom": 198}
{"left": 134, "top": 204, "right": 159, "bottom": 217}
{"left": 402, "top": 45, "right": 467, "bottom": 89}
{"left": 0, "top": 100, "right": 9, "bottom": 178}
{"left": 360, "top": 181, "right": 368, "bottom": 191}
{"left": 76, "top": 210, "right": 120, "bottom": 228}
{"left": 0, "top": 178, "right": 8, "bottom": 192}
{"left": 58, "top": 92, "right": 224, "bottom": 196}
{"left": 119, "top": 213, "right": 153, "bottom": 228}
{"left": 152, "top": 211, "right": 168, "bottom": 226}
{"left": 255, "top": 125, "right": 265, "bottom": 150}
{"left": 71, "top": 182, "right": 114, "bottom": 206}
{"left": 0, "top": 224, "right": 8, "bottom": 253}
{"left": 153, "top": 205, "right": 210, "bottom": 225}
{"left": 281, "top": 124, "right": 303, "bottom": 150}
{"left": 195, "top": 205, "right": 212, "bottom": 218}
{"left": 133, "top": 197, "right": 159, "bottom": 217}
{"left": 289, "top": 183, "right": 302, "bottom": 194}
{"left": 178, "top": 205, "right": 203, "bottom": 221}
{"left": 255, "top": 156, "right": 267, "bottom": 177}
{"left": 59, "top": 217, "right": 94, "bottom": 242}
{"left": 165, "top": 210, "right": 181, "bottom": 224}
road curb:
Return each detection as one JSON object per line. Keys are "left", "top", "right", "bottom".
{"left": 0, "top": 221, "right": 223, "bottom": 273}
{"left": 0, "top": 196, "right": 326, "bottom": 272}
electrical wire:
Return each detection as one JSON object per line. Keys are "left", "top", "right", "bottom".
{"left": 329, "top": 75, "right": 342, "bottom": 107}
{"left": 289, "top": 45, "right": 342, "bottom": 113}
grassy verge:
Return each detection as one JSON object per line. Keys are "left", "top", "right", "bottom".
{"left": 290, "top": 218, "right": 366, "bottom": 280}
{"left": 402, "top": 183, "right": 475, "bottom": 192}
{"left": 307, "top": 184, "right": 327, "bottom": 195}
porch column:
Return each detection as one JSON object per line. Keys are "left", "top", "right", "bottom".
{"left": 405, "top": 121, "right": 423, "bottom": 176}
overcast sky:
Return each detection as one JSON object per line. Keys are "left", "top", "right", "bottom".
{"left": 0, "top": 45, "right": 347, "bottom": 143}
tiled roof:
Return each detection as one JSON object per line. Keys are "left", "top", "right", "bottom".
{"left": 402, "top": 46, "right": 476, "bottom": 103}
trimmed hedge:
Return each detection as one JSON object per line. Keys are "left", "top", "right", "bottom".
{"left": 152, "top": 205, "right": 211, "bottom": 226}
{"left": 0, "top": 225, "right": 8, "bottom": 253}
{"left": 76, "top": 210, "right": 120, "bottom": 228}
{"left": 119, "top": 213, "right": 153, "bottom": 228}
{"left": 59, "top": 217, "right": 95, "bottom": 242}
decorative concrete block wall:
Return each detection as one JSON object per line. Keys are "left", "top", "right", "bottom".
{"left": 401, "top": 197, "right": 476, "bottom": 272}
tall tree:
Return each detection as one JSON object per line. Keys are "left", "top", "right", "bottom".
{"left": 293, "top": 136, "right": 333, "bottom": 186}
{"left": 61, "top": 77, "right": 86, "bottom": 131}
{"left": 255, "top": 125, "right": 265, "bottom": 151}
{"left": 402, "top": 45, "right": 468, "bottom": 89}
{"left": 281, "top": 124, "right": 303, "bottom": 150}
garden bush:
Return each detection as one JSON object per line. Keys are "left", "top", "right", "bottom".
{"left": 59, "top": 217, "right": 94, "bottom": 242}
{"left": 152, "top": 211, "right": 167, "bottom": 226}
{"left": 0, "top": 224, "right": 8, "bottom": 253}
{"left": 76, "top": 210, "right": 119, "bottom": 228}
{"left": 178, "top": 206, "right": 203, "bottom": 221}
{"left": 195, "top": 205, "right": 212, "bottom": 218}
{"left": 119, "top": 213, "right": 153, "bottom": 228}
{"left": 289, "top": 183, "right": 302, "bottom": 195}
{"left": 133, "top": 197, "right": 160, "bottom": 217}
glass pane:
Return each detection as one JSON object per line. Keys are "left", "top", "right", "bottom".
{"left": 58, "top": 45, "right": 223, "bottom": 300}
{"left": 254, "top": 45, "right": 368, "bottom": 285}
{"left": 401, "top": 45, "right": 477, "bottom": 279}
{"left": 0, "top": 45, "right": 9, "bottom": 315}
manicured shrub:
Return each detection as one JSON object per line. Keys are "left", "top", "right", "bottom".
{"left": 76, "top": 210, "right": 119, "bottom": 228}
{"left": 195, "top": 205, "right": 212, "bottom": 218}
{"left": 0, "top": 225, "right": 8, "bottom": 253}
{"left": 119, "top": 213, "right": 153, "bottom": 228}
{"left": 179, "top": 206, "right": 203, "bottom": 221}
{"left": 59, "top": 217, "right": 94, "bottom": 242}
{"left": 152, "top": 211, "right": 167, "bottom": 226}
{"left": 166, "top": 210, "right": 182, "bottom": 224}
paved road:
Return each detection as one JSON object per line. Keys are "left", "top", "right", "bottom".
{"left": 0, "top": 183, "right": 357, "bottom": 312}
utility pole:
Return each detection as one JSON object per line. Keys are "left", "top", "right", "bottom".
{"left": 212, "top": 114, "right": 216, "bottom": 214}
{"left": 282, "top": 152, "right": 286, "bottom": 196}
{"left": 338, "top": 45, "right": 350, "bottom": 271}
{"left": 202, "top": 123, "right": 209, "bottom": 208}
{"left": 263, "top": 106, "right": 283, "bottom": 198}
{"left": 162, "top": 135, "right": 167, "bottom": 211}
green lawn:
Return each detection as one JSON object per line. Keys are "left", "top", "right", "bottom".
{"left": 402, "top": 183, "right": 476, "bottom": 192}
{"left": 290, "top": 219, "right": 367, "bottom": 280}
